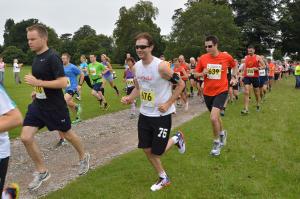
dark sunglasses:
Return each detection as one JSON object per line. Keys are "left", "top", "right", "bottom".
{"left": 205, "top": 45, "right": 214, "bottom": 49}
{"left": 135, "top": 45, "right": 150, "bottom": 50}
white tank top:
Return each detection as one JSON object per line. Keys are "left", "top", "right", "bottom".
{"left": 135, "top": 56, "right": 175, "bottom": 117}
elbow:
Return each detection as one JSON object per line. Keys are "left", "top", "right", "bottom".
{"left": 14, "top": 109, "right": 23, "bottom": 127}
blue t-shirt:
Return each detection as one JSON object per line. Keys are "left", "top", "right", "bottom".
{"left": 64, "top": 63, "right": 81, "bottom": 91}
{"left": 80, "top": 62, "right": 88, "bottom": 76}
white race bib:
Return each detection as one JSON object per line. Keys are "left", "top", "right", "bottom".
{"left": 90, "top": 68, "right": 96, "bottom": 76}
{"left": 259, "top": 69, "right": 266, "bottom": 76}
{"left": 140, "top": 89, "right": 155, "bottom": 108}
{"left": 207, "top": 64, "right": 222, "bottom": 80}
{"left": 34, "top": 87, "right": 47, "bottom": 99}
{"left": 126, "top": 78, "right": 134, "bottom": 87}
{"left": 247, "top": 68, "right": 255, "bottom": 76}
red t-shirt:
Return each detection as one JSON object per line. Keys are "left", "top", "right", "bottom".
{"left": 195, "top": 52, "right": 236, "bottom": 96}
{"left": 173, "top": 66, "right": 186, "bottom": 78}
{"left": 244, "top": 55, "right": 260, "bottom": 77}
{"left": 180, "top": 63, "right": 189, "bottom": 81}
{"left": 268, "top": 62, "right": 275, "bottom": 77}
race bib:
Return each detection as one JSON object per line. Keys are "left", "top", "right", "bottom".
{"left": 247, "top": 68, "right": 255, "bottom": 76}
{"left": 90, "top": 68, "right": 96, "bottom": 76}
{"left": 67, "top": 77, "right": 71, "bottom": 87}
{"left": 207, "top": 64, "right": 222, "bottom": 80}
{"left": 140, "top": 89, "right": 155, "bottom": 108}
{"left": 34, "top": 86, "right": 47, "bottom": 99}
{"left": 259, "top": 69, "right": 266, "bottom": 76}
{"left": 126, "top": 78, "right": 134, "bottom": 87}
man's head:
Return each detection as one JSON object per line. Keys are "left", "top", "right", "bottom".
{"left": 61, "top": 53, "right": 71, "bottom": 65}
{"left": 178, "top": 55, "right": 185, "bottom": 64}
{"left": 26, "top": 24, "right": 48, "bottom": 53}
{"left": 134, "top": 32, "right": 154, "bottom": 60}
{"left": 89, "top": 54, "right": 97, "bottom": 63}
{"left": 247, "top": 45, "right": 255, "bottom": 55}
{"left": 204, "top": 35, "right": 219, "bottom": 55}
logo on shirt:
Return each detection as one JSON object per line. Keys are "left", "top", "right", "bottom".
{"left": 137, "top": 76, "right": 153, "bottom": 81}
{"left": 40, "top": 59, "right": 45, "bottom": 62}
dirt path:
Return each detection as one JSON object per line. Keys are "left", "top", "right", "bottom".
{"left": 6, "top": 97, "right": 207, "bottom": 199}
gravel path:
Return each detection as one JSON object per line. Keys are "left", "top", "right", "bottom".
{"left": 6, "top": 97, "right": 207, "bottom": 199}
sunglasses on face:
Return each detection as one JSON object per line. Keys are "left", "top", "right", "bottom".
{"left": 135, "top": 45, "right": 150, "bottom": 50}
{"left": 205, "top": 45, "right": 214, "bottom": 49}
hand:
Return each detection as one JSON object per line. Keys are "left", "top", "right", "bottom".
{"left": 202, "top": 68, "right": 208, "bottom": 75}
{"left": 158, "top": 102, "right": 171, "bottom": 113}
{"left": 31, "top": 91, "right": 36, "bottom": 100}
{"left": 121, "top": 96, "right": 133, "bottom": 104}
{"left": 25, "top": 74, "right": 42, "bottom": 87}
{"left": 230, "top": 78, "right": 237, "bottom": 86}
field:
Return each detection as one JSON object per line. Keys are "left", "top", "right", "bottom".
{"left": 40, "top": 77, "right": 300, "bottom": 198}
{"left": 2, "top": 65, "right": 130, "bottom": 138}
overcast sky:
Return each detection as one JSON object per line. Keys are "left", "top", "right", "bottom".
{"left": 0, "top": 0, "right": 186, "bottom": 45}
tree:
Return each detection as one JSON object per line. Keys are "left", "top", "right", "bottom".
{"left": 113, "top": 1, "right": 165, "bottom": 63}
{"left": 73, "top": 25, "right": 96, "bottom": 41}
{"left": 1, "top": 46, "right": 26, "bottom": 64}
{"left": 231, "top": 0, "right": 279, "bottom": 55}
{"left": 165, "top": 0, "right": 241, "bottom": 60}
{"left": 279, "top": 0, "right": 300, "bottom": 60}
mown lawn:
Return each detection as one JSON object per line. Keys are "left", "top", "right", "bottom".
{"left": 3, "top": 65, "right": 130, "bottom": 138}
{"left": 45, "top": 77, "right": 300, "bottom": 198}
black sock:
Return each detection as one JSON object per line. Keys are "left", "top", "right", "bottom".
{"left": 114, "top": 86, "right": 119, "bottom": 94}
{"left": 190, "top": 87, "right": 193, "bottom": 93}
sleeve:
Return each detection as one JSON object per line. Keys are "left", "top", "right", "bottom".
{"left": 195, "top": 56, "right": 203, "bottom": 73}
{"left": 49, "top": 54, "right": 65, "bottom": 79}
{"left": 72, "top": 65, "right": 81, "bottom": 76}
{"left": 228, "top": 55, "right": 236, "bottom": 69}
{"left": 0, "top": 89, "right": 16, "bottom": 115}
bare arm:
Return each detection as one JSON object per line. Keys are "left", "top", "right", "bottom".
{"left": 24, "top": 75, "right": 68, "bottom": 89}
{"left": 0, "top": 108, "right": 23, "bottom": 132}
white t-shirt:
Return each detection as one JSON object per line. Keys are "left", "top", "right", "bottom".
{"left": 0, "top": 62, "right": 5, "bottom": 72}
{"left": 0, "top": 85, "right": 16, "bottom": 159}
{"left": 13, "top": 63, "right": 20, "bottom": 72}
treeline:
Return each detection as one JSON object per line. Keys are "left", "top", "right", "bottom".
{"left": 0, "top": 0, "right": 299, "bottom": 64}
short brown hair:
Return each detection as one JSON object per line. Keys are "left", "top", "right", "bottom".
{"left": 62, "top": 53, "right": 71, "bottom": 59}
{"left": 126, "top": 57, "right": 136, "bottom": 64}
{"left": 26, "top": 24, "right": 48, "bottom": 38}
{"left": 205, "top": 35, "right": 219, "bottom": 45}
{"left": 134, "top": 32, "right": 154, "bottom": 46}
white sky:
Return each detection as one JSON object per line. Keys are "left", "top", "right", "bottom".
{"left": 0, "top": 0, "right": 186, "bottom": 45}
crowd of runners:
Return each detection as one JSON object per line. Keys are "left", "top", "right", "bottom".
{"left": 0, "top": 24, "right": 299, "bottom": 198}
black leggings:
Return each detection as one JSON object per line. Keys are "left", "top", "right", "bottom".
{"left": 0, "top": 156, "right": 9, "bottom": 193}
{"left": 81, "top": 76, "right": 93, "bottom": 89}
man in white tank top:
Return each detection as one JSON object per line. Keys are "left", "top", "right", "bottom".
{"left": 121, "top": 32, "right": 186, "bottom": 192}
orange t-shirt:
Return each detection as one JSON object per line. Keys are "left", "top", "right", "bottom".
{"left": 180, "top": 63, "right": 189, "bottom": 81}
{"left": 244, "top": 55, "right": 260, "bottom": 77}
{"left": 195, "top": 52, "right": 236, "bottom": 96}
{"left": 268, "top": 62, "right": 275, "bottom": 77}
{"left": 173, "top": 66, "right": 186, "bottom": 78}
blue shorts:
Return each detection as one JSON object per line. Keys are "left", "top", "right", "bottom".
{"left": 92, "top": 82, "right": 103, "bottom": 92}
{"left": 259, "top": 76, "right": 268, "bottom": 87}
{"left": 243, "top": 77, "right": 260, "bottom": 88}
{"left": 23, "top": 103, "right": 71, "bottom": 132}
{"left": 104, "top": 74, "right": 114, "bottom": 82}
{"left": 65, "top": 89, "right": 78, "bottom": 97}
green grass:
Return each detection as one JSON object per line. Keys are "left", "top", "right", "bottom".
{"left": 44, "top": 77, "right": 300, "bottom": 199}
{"left": 2, "top": 66, "right": 130, "bottom": 138}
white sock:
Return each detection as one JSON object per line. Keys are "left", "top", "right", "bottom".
{"left": 214, "top": 139, "right": 220, "bottom": 143}
{"left": 220, "top": 130, "right": 225, "bottom": 136}
{"left": 171, "top": 135, "right": 179, "bottom": 144}
{"left": 159, "top": 171, "right": 167, "bottom": 179}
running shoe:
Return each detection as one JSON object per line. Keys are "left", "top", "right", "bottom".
{"left": 28, "top": 171, "right": 51, "bottom": 191}
{"left": 210, "top": 141, "right": 221, "bottom": 156}
{"left": 150, "top": 177, "right": 171, "bottom": 191}
{"left": 220, "top": 109, "right": 225, "bottom": 117}
{"left": 175, "top": 131, "right": 186, "bottom": 154}
{"left": 79, "top": 153, "right": 90, "bottom": 175}
{"left": 256, "top": 106, "right": 260, "bottom": 112}
{"left": 76, "top": 104, "right": 82, "bottom": 119}
{"left": 241, "top": 109, "right": 249, "bottom": 115}
{"left": 56, "top": 138, "right": 67, "bottom": 147}
{"left": 72, "top": 117, "right": 82, "bottom": 124}
{"left": 220, "top": 130, "right": 227, "bottom": 147}
{"left": 103, "top": 103, "right": 110, "bottom": 110}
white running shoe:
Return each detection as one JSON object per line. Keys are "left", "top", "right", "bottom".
{"left": 79, "top": 153, "right": 90, "bottom": 175}
{"left": 220, "top": 130, "right": 227, "bottom": 147}
{"left": 175, "top": 131, "right": 186, "bottom": 154}
{"left": 210, "top": 141, "right": 221, "bottom": 156}
{"left": 150, "top": 177, "right": 171, "bottom": 191}
{"left": 28, "top": 170, "right": 51, "bottom": 190}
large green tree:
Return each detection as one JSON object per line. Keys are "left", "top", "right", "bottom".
{"left": 113, "top": 1, "right": 165, "bottom": 63}
{"left": 73, "top": 25, "right": 96, "bottom": 41}
{"left": 231, "top": 0, "right": 279, "bottom": 55}
{"left": 165, "top": 0, "right": 241, "bottom": 59}
{"left": 279, "top": 0, "right": 300, "bottom": 60}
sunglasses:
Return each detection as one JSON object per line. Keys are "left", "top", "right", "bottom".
{"left": 135, "top": 45, "right": 150, "bottom": 50}
{"left": 205, "top": 45, "right": 214, "bottom": 49}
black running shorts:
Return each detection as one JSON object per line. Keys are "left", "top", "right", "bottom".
{"left": 204, "top": 91, "right": 228, "bottom": 112}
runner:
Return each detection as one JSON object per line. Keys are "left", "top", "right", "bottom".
{"left": 123, "top": 57, "right": 136, "bottom": 118}
{"left": 259, "top": 56, "right": 269, "bottom": 101}
{"left": 101, "top": 54, "right": 120, "bottom": 96}
{"left": 77, "top": 55, "right": 93, "bottom": 100}
{"left": 22, "top": 24, "right": 90, "bottom": 190}
{"left": 178, "top": 55, "right": 189, "bottom": 107}
{"left": 0, "top": 85, "right": 23, "bottom": 194}
{"left": 295, "top": 62, "right": 300, "bottom": 89}
{"left": 173, "top": 58, "right": 189, "bottom": 111}
{"left": 13, "top": 59, "right": 22, "bottom": 84}
{"left": 0, "top": 57, "right": 5, "bottom": 86}
{"left": 194, "top": 35, "right": 237, "bottom": 156}
{"left": 241, "top": 45, "right": 265, "bottom": 114}
{"left": 267, "top": 58, "right": 275, "bottom": 92}
{"left": 188, "top": 57, "right": 198, "bottom": 98}
{"left": 121, "top": 32, "right": 186, "bottom": 191}
{"left": 88, "top": 54, "right": 109, "bottom": 110}
{"left": 56, "top": 53, "right": 84, "bottom": 147}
